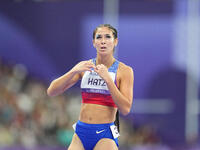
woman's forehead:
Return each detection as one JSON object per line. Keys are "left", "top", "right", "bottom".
{"left": 96, "top": 27, "right": 113, "bottom": 35}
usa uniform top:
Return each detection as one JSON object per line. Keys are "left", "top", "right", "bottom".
{"left": 80, "top": 58, "right": 119, "bottom": 108}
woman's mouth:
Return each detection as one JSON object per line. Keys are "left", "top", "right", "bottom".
{"left": 100, "top": 47, "right": 106, "bottom": 50}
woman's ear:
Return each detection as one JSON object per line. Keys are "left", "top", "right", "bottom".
{"left": 93, "top": 40, "right": 96, "bottom": 48}
{"left": 114, "top": 38, "right": 118, "bottom": 47}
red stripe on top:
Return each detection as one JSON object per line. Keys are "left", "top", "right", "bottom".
{"left": 81, "top": 92, "right": 117, "bottom": 108}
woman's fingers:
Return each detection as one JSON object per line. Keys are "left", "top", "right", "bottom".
{"left": 84, "top": 61, "right": 95, "bottom": 68}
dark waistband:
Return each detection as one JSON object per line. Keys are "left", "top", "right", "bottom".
{"left": 77, "top": 120, "right": 114, "bottom": 128}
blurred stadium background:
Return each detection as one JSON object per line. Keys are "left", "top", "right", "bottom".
{"left": 0, "top": 0, "right": 200, "bottom": 149}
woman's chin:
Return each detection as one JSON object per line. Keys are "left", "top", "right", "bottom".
{"left": 97, "top": 49, "right": 111, "bottom": 55}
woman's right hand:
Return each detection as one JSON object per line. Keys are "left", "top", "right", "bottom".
{"left": 71, "top": 61, "right": 96, "bottom": 74}
{"left": 47, "top": 60, "right": 95, "bottom": 97}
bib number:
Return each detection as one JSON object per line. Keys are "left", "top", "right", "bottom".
{"left": 110, "top": 125, "right": 120, "bottom": 139}
{"left": 72, "top": 123, "right": 76, "bottom": 131}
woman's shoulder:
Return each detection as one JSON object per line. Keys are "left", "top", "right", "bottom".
{"left": 118, "top": 61, "right": 133, "bottom": 73}
{"left": 116, "top": 62, "right": 133, "bottom": 80}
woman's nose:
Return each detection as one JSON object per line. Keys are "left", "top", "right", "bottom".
{"left": 101, "top": 38, "right": 106, "bottom": 44}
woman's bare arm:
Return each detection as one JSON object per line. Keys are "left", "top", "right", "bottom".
{"left": 94, "top": 63, "right": 134, "bottom": 115}
{"left": 47, "top": 61, "right": 95, "bottom": 97}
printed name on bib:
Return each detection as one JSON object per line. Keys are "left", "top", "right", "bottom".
{"left": 81, "top": 71, "right": 116, "bottom": 91}
{"left": 88, "top": 78, "right": 106, "bottom": 86}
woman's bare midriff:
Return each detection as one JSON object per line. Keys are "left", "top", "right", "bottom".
{"left": 79, "top": 103, "right": 117, "bottom": 124}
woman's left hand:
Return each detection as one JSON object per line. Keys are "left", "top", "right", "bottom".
{"left": 94, "top": 64, "right": 111, "bottom": 82}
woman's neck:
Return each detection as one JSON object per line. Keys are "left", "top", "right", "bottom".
{"left": 96, "top": 54, "right": 115, "bottom": 68}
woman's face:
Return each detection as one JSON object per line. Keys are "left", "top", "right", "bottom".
{"left": 93, "top": 27, "right": 118, "bottom": 55}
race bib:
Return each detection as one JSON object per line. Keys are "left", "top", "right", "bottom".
{"left": 72, "top": 123, "right": 76, "bottom": 131}
{"left": 110, "top": 125, "right": 120, "bottom": 139}
{"left": 81, "top": 70, "right": 116, "bottom": 94}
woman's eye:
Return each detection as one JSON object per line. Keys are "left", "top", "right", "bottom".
{"left": 106, "top": 35, "right": 111, "bottom": 38}
{"left": 96, "top": 36, "right": 101, "bottom": 39}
